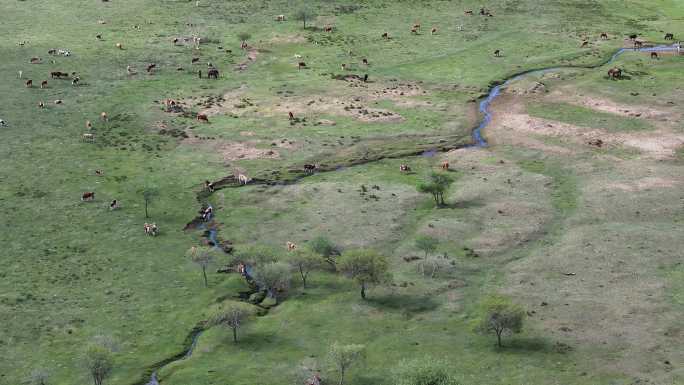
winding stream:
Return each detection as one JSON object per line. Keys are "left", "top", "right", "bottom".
{"left": 139, "top": 43, "right": 679, "bottom": 385}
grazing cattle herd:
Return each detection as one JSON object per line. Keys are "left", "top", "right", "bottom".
{"left": 10, "top": 7, "right": 679, "bottom": 246}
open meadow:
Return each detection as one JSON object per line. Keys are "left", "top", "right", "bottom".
{"left": 0, "top": 0, "right": 682, "bottom": 384}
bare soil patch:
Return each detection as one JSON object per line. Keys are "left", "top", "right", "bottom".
{"left": 182, "top": 136, "right": 281, "bottom": 161}
{"left": 489, "top": 95, "right": 684, "bottom": 159}
{"left": 272, "top": 97, "right": 405, "bottom": 123}
{"left": 550, "top": 87, "right": 678, "bottom": 121}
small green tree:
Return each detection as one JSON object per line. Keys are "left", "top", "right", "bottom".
{"left": 417, "top": 172, "right": 454, "bottom": 206}
{"left": 237, "top": 32, "right": 251, "bottom": 45}
{"left": 139, "top": 185, "right": 159, "bottom": 218}
{"left": 253, "top": 262, "right": 291, "bottom": 303}
{"left": 210, "top": 302, "right": 254, "bottom": 343}
{"left": 415, "top": 235, "right": 439, "bottom": 258}
{"left": 187, "top": 246, "right": 215, "bottom": 288}
{"left": 286, "top": 249, "right": 323, "bottom": 288}
{"left": 477, "top": 295, "right": 525, "bottom": 348}
{"left": 338, "top": 249, "right": 390, "bottom": 299}
{"left": 327, "top": 342, "right": 365, "bottom": 385}
{"left": 309, "top": 236, "right": 338, "bottom": 268}
{"left": 294, "top": 8, "right": 315, "bottom": 29}
{"left": 392, "top": 356, "right": 458, "bottom": 385}
{"left": 82, "top": 344, "right": 114, "bottom": 385}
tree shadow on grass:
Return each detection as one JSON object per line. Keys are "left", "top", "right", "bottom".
{"left": 441, "top": 198, "right": 486, "bottom": 210}
{"left": 492, "top": 337, "right": 554, "bottom": 353}
{"left": 365, "top": 293, "right": 440, "bottom": 318}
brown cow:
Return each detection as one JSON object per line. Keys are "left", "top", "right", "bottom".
{"left": 298, "top": 61, "right": 306, "bottom": 70}
{"left": 303, "top": 164, "right": 316, "bottom": 173}
{"left": 197, "top": 113, "right": 209, "bottom": 122}
{"left": 30, "top": 57, "right": 41, "bottom": 64}
{"left": 600, "top": 32, "right": 608, "bottom": 39}
{"left": 411, "top": 27, "right": 418, "bottom": 35}
{"left": 664, "top": 33, "right": 674, "bottom": 40}
{"left": 382, "top": 32, "right": 390, "bottom": 40}
{"left": 580, "top": 41, "right": 589, "bottom": 48}
{"left": 494, "top": 49, "right": 502, "bottom": 57}
{"left": 651, "top": 52, "right": 659, "bottom": 59}
{"left": 324, "top": 25, "right": 333, "bottom": 33}
{"left": 633, "top": 40, "right": 643, "bottom": 50}
{"left": 413, "top": 23, "right": 421, "bottom": 30}
{"left": 207, "top": 68, "right": 219, "bottom": 79}
{"left": 464, "top": 10, "right": 474, "bottom": 15}
{"left": 288, "top": 111, "right": 294, "bottom": 120}
{"left": 192, "top": 57, "right": 200, "bottom": 64}
{"left": 25, "top": 79, "right": 32, "bottom": 87}
{"left": 362, "top": 58, "right": 369, "bottom": 65}
{"left": 146, "top": 63, "right": 156, "bottom": 73}
{"left": 607, "top": 67, "right": 622, "bottom": 79}
{"left": 41, "top": 80, "right": 48, "bottom": 88}
{"left": 81, "top": 192, "right": 95, "bottom": 201}
{"left": 441, "top": 160, "right": 449, "bottom": 170}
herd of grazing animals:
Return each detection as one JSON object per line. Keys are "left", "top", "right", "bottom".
{"left": 10, "top": 5, "right": 678, "bottom": 242}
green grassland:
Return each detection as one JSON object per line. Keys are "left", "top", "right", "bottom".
{"left": 0, "top": 0, "right": 682, "bottom": 384}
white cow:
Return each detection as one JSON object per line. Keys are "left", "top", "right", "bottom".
{"left": 237, "top": 174, "right": 251, "bottom": 185}
{"left": 0, "top": 119, "right": 6, "bottom": 127}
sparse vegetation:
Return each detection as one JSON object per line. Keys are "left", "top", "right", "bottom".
{"left": 327, "top": 342, "right": 366, "bottom": 385}
{"left": 210, "top": 302, "right": 254, "bottom": 343}
{"left": 187, "top": 246, "right": 216, "bottom": 288}
{"left": 294, "top": 8, "right": 315, "bottom": 29}
{"left": 2, "top": 0, "right": 683, "bottom": 384}
{"left": 418, "top": 173, "right": 454, "bottom": 206}
{"left": 415, "top": 235, "right": 439, "bottom": 258}
{"left": 253, "top": 262, "right": 292, "bottom": 303}
{"left": 338, "top": 249, "right": 390, "bottom": 299}
{"left": 82, "top": 342, "right": 114, "bottom": 385}
{"left": 286, "top": 249, "right": 323, "bottom": 288}
{"left": 477, "top": 295, "right": 526, "bottom": 348}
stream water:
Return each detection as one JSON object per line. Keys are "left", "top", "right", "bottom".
{"left": 471, "top": 44, "right": 679, "bottom": 147}
{"left": 141, "top": 43, "right": 679, "bottom": 385}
